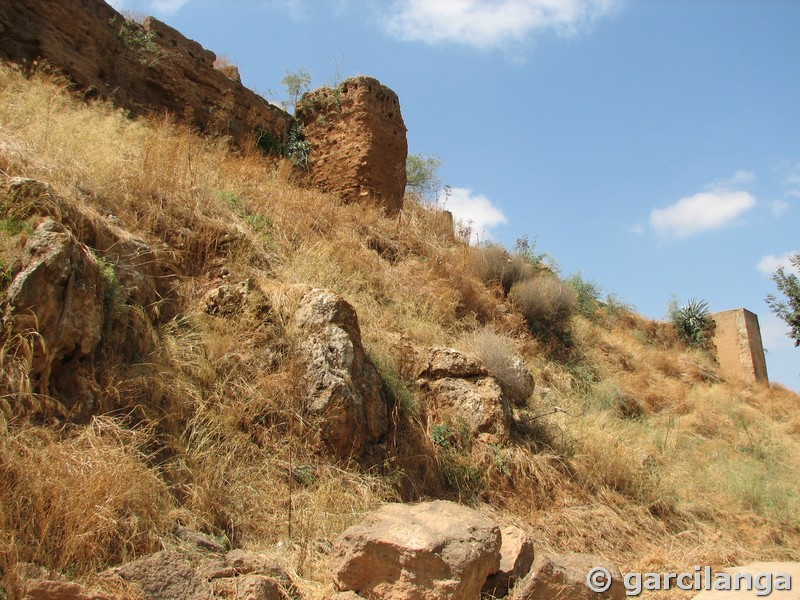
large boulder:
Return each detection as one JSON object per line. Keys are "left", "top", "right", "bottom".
{"left": 3, "top": 219, "right": 104, "bottom": 403}
{"left": 332, "top": 500, "right": 501, "bottom": 600}
{"left": 417, "top": 348, "right": 511, "bottom": 443}
{"left": 516, "top": 553, "right": 625, "bottom": 600}
{"left": 294, "top": 289, "right": 388, "bottom": 458}
{"left": 297, "top": 76, "right": 408, "bottom": 214}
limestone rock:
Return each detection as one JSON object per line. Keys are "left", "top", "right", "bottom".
{"left": 115, "top": 551, "right": 210, "bottom": 600}
{"left": 0, "top": 0, "right": 292, "bottom": 148}
{"left": 332, "top": 500, "right": 501, "bottom": 600}
{"left": 417, "top": 348, "right": 511, "bottom": 443}
{"left": 4, "top": 220, "right": 104, "bottom": 401}
{"left": 295, "top": 289, "right": 388, "bottom": 458}
{"left": 482, "top": 526, "right": 535, "bottom": 598}
{"left": 516, "top": 553, "right": 625, "bottom": 600}
{"left": 200, "top": 550, "right": 295, "bottom": 600}
{"left": 418, "top": 347, "right": 487, "bottom": 379}
{"left": 297, "top": 76, "right": 407, "bottom": 213}
{"left": 426, "top": 377, "right": 511, "bottom": 442}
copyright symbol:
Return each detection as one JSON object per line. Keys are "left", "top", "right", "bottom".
{"left": 587, "top": 566, "right": 612, "bottom": 593}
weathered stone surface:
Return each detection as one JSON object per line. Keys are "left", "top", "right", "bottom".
{"left": 426, "top": 377, "right": 511, "bottom": 443}
{"left": 236, "top": 575, "right": 287, "bottom": 600}
{"left": 417, "top": 348, "right": 511, "bottom": 443}
{"left": 297, "top": 76, "right": 407, "bottom": 213}
{"left": 482, "top": 526, "right": 535, "bottom": 598}
{"left": 332, "top": 500, "right": 501, "bottom": 600}
{"left": 0, "top": 0, "right": 292, "bottom": 148}
{"left": 295, "top": 289, "right": 388, "bottom": 458}
{"left": 418, "top": 347, "right": 487, "bottom": 379}
{"left": 516, "top": 553, "right": 625, "bottom": 600}
{"left": 4, "top": 219, "right": 104, "bottom": 401}
{"left": 711, "top": 308, "right": 768, "bottom": 384}
{"left": 22, "top": 579, "right": 113, "bottom": 600}
{"left": 115, "top": 551, "right": 210, "bottom": 600}
{"left": 200, "top": 550, "right": 295, "bottom": 600}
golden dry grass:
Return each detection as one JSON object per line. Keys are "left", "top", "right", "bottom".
{"left": 0, "top": 61, "right": 799, "bottom": 598}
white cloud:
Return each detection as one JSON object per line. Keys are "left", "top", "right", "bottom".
{"left": 757, "top": 251, "right": 799, "bottom": 277}
{"left": 771, "top": 199, "right": 790, "bottom": 218}
{"left": 439, "top": 187, "right": 507, "bottom": 243}
{"left": 649, "top": 190, "right": 756, "bottom": 237}
{"left": 107, "top": 0, "right": 126, "bottom": 8}
{"left": 381, "top": 0, "right": 620, "bottom": 50}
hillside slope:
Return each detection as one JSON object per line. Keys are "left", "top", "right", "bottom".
{"left": 0, "top": 63, "right": 798, "bottom": 599}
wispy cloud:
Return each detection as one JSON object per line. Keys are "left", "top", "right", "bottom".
{"left": 757, "top": 251, "right": 799, "bottom": 277}
{"left": 707, "top": 170, "right": 754, "bottom": 189}
{"left": 381, "top": 0, "right": 620, "bottom": 50}
{"left": 439, "top": 187, "right": 507, "bottom": 243}
{"left": 770, "top": 199, "right": 791, "bottom": 218}
{"left": 649, "top": 190, "right": 756, "bottom": 237}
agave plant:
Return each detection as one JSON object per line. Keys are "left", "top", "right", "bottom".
{"left": 670, "top": 297, "right": 713, "bottom": 347}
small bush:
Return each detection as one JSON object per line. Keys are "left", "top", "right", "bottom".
{"left": 510, "top": 275, "right": 576, "bottom": 339}
{"left": 465, "top": 329, "right": 533, "bottom": 405}
{"left": 470, "top": 244, "right": 534, "bottom": 295}
{"left": 565, "top": 272, "right": 602, "bottom": 320}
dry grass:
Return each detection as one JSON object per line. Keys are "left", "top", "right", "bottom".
{"left": 0, "top": 61, "right": 799, "bottom": 598}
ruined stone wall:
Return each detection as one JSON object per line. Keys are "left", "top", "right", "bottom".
{"left": 0, "top": 0, "right": 292, "bottom": 147}
{"left": 297, "top": 76, "right": 408, "bottom": 214}
{"left": 712, "top": 308, "right": 769, "bottom": 384}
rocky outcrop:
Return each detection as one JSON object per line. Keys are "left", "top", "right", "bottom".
{"left": 199, "top": 550, "right": 296, "bottom": 600}
{"left": 114, "top": 551, "right": 210, "bottom": 600}
{"left": 3, "top": 219, "right": 104, "bottom": 405}
{"left": 0, "top": 0, "right": 292, "bottom": 148}
{"left": 516, "top": 553, "right": 625, "bottom": 600}
{"left": 417, "top": 348, "right": 512, "bottom": 443}
{"left": 297, "top": 77, "right": 408, "bottom": 214}
{"left": 332, "top": 500, "right": 501, "bottom": 600}
{"left": 294, "top": 288, "right": 389, "bottom": 458}
{"left": 482, "top": 526, "right": 535, "bottom": 598}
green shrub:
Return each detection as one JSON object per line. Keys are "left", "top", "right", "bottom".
{"left": 510, "top": 275, "right": 576, "bottom": 339}
{"left": 565, "top": 272, "right": 602, "bottom": 320}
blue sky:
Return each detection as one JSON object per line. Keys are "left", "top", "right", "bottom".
{"left": 109, "top": 0, "right": 799, "bottom": 391}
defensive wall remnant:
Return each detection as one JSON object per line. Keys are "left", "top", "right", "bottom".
{"left": 712, "top": 308, "right": 769, "bottom": 384}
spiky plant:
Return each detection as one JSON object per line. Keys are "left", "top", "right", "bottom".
{"left": 670, "top": 297, "right": 714, "bottom": 347}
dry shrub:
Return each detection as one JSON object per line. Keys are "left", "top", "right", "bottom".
{"left": 469, "top": 244, "right": 533, "bottom": 294}
{"left": 509, "top": 275, "right": 576, "bottom": 339}
{"left": 460, "top": 329, "right": 533, "bottom": 405}
{"left": 0, "top": 417, "right": 173, "bottom": 577}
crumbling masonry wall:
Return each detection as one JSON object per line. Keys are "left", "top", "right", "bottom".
{"left": 712, "top": 308, "right": 769, "bottom": 384}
